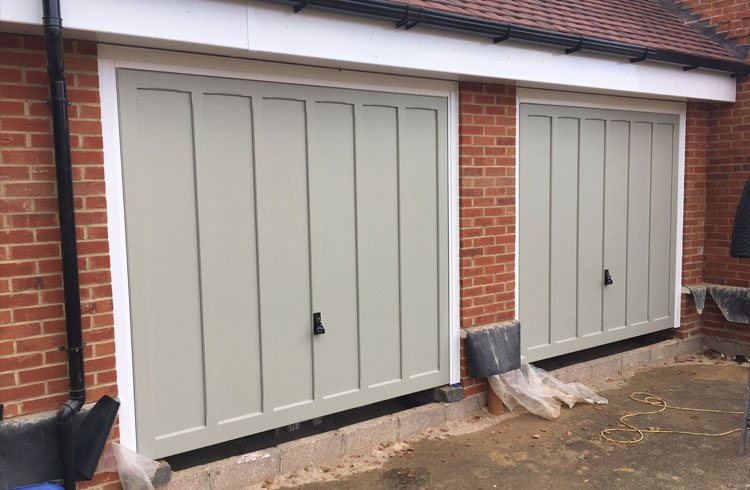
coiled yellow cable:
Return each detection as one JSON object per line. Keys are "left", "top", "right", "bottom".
{"left": 601, "top": 392, "right": 743, "bottom": 444}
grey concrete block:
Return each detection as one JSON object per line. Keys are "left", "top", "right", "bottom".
{"left": 161, "top": 467, "right": 209, "bottom": 490}
{"left": 209, "top": 448, "right": 280, "bottom": 490}
{"left": 553, "top": 363, "right": 593, "bottom": 384}
{"left": 676, "top": 335, "right": 703, "bottom": 356}
{"left": 446, "top": 395, "right": 481, "bottom": 421}
{"left": 152, "top": 460, "right": 172, "bottom": 487}
{"left": 432, "top": 384, "right": 464, "bottom": 403}
{"left": 397, "top": 403, "right": 447, "bottom": 439}
{"left": 650, "top": 341, "right": 678, "bottom": 363}
{"left": 587, "top": 356, "right": 623, "bottom": 379}
{"left": 621, "top": 348, "right": 652, "bottom": 372}
{"left": 340, "top": 415, "right": 399, "bottom": 456}
{"left": 704, "top": 335, "right": 750, "bottom": 357}
{"left": 278, "top": 430, "right": 343, "bottom": 474}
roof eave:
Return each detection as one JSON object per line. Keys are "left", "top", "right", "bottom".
{"left": 267, "top": 0, "right": 749, "bottom": 75}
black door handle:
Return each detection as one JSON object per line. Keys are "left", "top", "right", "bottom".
{"left": 313, "top": 312, "right": 325, "bottom": 335}
{"left": 604, "top": 269, "right": 613, "bottom": 286}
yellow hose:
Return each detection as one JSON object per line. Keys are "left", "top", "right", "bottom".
{"left": 601, "top": 392, "right": 743, "bottom": 444}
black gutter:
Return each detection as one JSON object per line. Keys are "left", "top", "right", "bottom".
{"left": 271, "top": 0, "right": 749, "bottom": 75}
{"left": 43, "top": 0, "right": 86, "bottom": 489}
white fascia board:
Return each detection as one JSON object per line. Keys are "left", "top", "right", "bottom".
{"left": 0, "top": 0, "right": 249, "bottom": 52}
{"left": 1, "top": 0, "right": 735, "bottom": 102}
{"left": 246, "top": 4, "right": 736, "bottom": 102}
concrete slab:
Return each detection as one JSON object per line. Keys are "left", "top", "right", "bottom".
{"left": 160, "top": 466, "right": 209, "bottom": 490}
{"left": 397, "top": 404, "right": 447, "bottom": 439}
{"left": 446, "top": 394, "right": 481, "bottom": 421}
{"left": 208, "top": 449, "right": 280, "bottom": 489}
{"left": 340, "top": 416, "right": 399, "bottom": 456}
{"left": 278, "top": 431, "right": 344, "bottom": 474}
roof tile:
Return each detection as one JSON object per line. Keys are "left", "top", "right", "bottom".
{"left": 393, "top": 0, "right": 740, "bottom": 62}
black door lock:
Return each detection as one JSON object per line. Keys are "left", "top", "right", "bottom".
{"left": 313, "top": 312, "right": 325, "bottom": 335}
{"left": 604, "top": 269, "right": 613, "bottom": 286}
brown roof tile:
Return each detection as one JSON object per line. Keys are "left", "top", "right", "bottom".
{"left": 392, "top": 0, "right": 740, "bottom": 62}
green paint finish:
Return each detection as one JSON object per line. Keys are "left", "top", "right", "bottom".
{"left": 117, "top": 70, "right": 449, "bottom": 458}
{"left": 519, "top": 104, "right": 678, "bottom": 362}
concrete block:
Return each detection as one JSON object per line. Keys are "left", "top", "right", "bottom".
{"left": 677, "top": 336, "right": 703, "bottom": 356}
{"left": 432, "top": 384, "right": 464, "bottom": 403}
{"left": 340, "top": 415, "right": 399, "bottom": 456}
{"left": 208, "top": 448, "right": 280, "bottom": 490}
{"left": 160, "top": 467, "right": 209, "bottom": 490}
{"left": 650, "top": 341, "right": 678, "bottom": 363}
{"left": 278, "top": 430, "right": 343, "bottom": 474}
{"left": 152, "top": 460, "right": 172, "bottom": 487}
{"left": 553, "top": 363, "right": 593, "bottom": 384}
{"left": 397, "top": 403, "right": 447, "bottom": 439}
{"left": 621, "top": 348, "right": 652, "bottom": 372}
{"left": 446, "top": 395, "right": 481, "bottom": 421}
{"left": 587, "top": 356, "right": 623, "bottom": 379}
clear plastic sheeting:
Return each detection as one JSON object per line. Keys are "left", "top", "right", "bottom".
{"left": 488, "top": 362, "right": 607, "bottom": 420}
{"left": 97, "top": 442, "right": 160, "bottom": 490}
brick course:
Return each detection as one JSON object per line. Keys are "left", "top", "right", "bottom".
{"left": 0, "top": 34, "right": 117, "bottom": 419}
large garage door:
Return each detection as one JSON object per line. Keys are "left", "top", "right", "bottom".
{"left": 117, "top": 69, "right": 449, "bottom": 458}
{"left": 519, "top": 103, "right": 678, "bottom": 362}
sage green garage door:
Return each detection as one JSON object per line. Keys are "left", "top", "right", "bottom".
{"left": 117, "top": 69, "right": 449, "bottom": 458}
{"left": 519, "top": 104, "right": 678, "bottom": 362}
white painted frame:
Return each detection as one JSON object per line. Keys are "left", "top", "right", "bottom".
{"left": 513, "top": 88, "right": 687, "bottom": 350}
{"left": 99, "top": 46, "right": 461, "bottom": 451}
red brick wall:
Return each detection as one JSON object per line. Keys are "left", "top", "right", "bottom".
{"left": 0, "top": 34, "right": 118, "bottom": 419}
{"left": 458, "top": 82, "right": 516, "bottom": 396}
{"left": 680, "top": 0, "right": 750, "bottom": 61}
{"left": 701, "top": 77, "right": 750, "bottom": 347}
{"left": 677, "top": 103, "right": 711, "bottom": 338}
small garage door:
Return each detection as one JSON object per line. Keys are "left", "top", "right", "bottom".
{"left": 519, "top": 103, "right": 678, "bottom": 362}
{"left": 117, "top": 69, "right": 449, "bottom": 458}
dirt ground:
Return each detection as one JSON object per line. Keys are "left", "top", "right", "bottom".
{"left": 275, "top": 359, "right": 750, "bottom": 490}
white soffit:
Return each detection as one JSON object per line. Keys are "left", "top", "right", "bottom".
{"left": 0, "top": 0, "right": 737, "bottom": 101}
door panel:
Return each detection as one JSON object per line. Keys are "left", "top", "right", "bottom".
{"left": 197, "top": 94, "right": 262, "bottom": 425}
{"left": 256, "top": 97, "right": 315, "bottom": 412}
{"left": 519, "top": 104, "right": 678, "bottom": 362}
{"left": 309, "top": 102, "right": 360, "bottom": 400}
{"left": 122, "top": 89, "right": 207, "bottom": 440}
{"left": 118, "top": 70, "right": 449, "bottom": 458}
{"left": 357, "top": 105, "right": 402, "bottom": 388}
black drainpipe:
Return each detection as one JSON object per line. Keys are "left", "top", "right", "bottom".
{"left": 42, "top": 1, "right": 86, "bottom": 489}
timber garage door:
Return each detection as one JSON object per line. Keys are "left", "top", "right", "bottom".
{"left": 519, "top": 104, "right": 678, "bottom": 362}
{"left": 117, "top": 69, "right": 449, "bottom": 458}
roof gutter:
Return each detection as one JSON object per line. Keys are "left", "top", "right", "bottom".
{"left": 268, "top": 0, "right": 749, "bottom": 76}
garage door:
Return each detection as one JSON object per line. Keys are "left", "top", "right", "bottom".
{"left": 117, "top": 69, "right": 449, "bottom": 458}
{"left": 519, "top": 103, "right": 678, "bottom": 362}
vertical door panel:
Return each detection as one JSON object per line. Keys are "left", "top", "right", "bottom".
{"left": 357, "top": 105, "right": 402, "bottom": 387}
{"left": 627, "top": 122, "right": 653, "bottom": 326}
{"left": 309, "top": 102, "right": 360, "bottom": 399}
{"left": 400, "top": 108, "right": 440, "bottom": 378}
{"left": 124, "top": 89, "right": 207, "bottom": 439}
{"left": 519, "top": 114, "right": 552, "bottom": 351}
{"left": 578, "top": 119, "right": 605, "bottom": 338}
{"left": 550, "top": 117, "right": 579, "bottom": 343}
{"left": 603, "top": 121, "right": 630, "bottom": 331}
{"left": 255, "top": 98, "right": 314, "bottom": 411}
{"left": 649, "top": 123, "right": 675, "bottom": 321}
{"left": 197, "top": 94, "right": 263, "bottom": 424}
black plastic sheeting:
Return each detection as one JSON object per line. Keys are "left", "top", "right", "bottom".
{"left": 465, "top": 320, "right": 521, "bottom": 378}
{"left": 686, "top": 284, "right": 750, "bottom": 325}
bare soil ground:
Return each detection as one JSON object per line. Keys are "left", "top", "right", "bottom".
{"left": 269, "top": 358, "right": 750, "bottom": 490}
